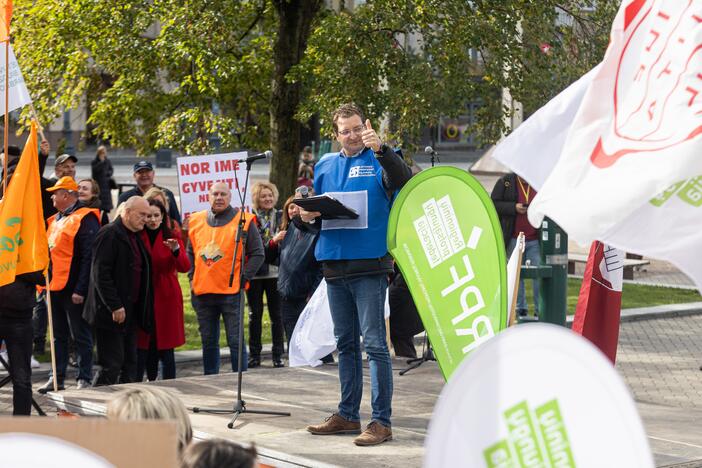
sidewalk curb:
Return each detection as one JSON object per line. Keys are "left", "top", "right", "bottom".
{"left": 24, "top": 303, "right": 702, "bottom": 377}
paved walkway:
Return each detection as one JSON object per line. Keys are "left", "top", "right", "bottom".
{"left": 2, "top": 309, "right": 702, "bottom": 466}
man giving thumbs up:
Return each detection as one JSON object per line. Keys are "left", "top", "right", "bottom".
{"left": 301, "top": 103, "right": 411, "bottom": 446}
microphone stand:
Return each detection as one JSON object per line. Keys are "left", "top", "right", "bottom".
{"left": 192, "top": 156, "right": 291, "bottom": 428}
{"left": 399, "top": 146, "right": 439, "bottom": 376}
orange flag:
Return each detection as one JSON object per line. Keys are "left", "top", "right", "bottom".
{"left": 0, "top": 121, "right": 49, "bottom": 286}
{"left": 0, "top": 0, "right": 11, "bottom": 41}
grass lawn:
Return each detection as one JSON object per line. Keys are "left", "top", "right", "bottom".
{"left": 177, "top": 273, "right": 272, "bottom": 351}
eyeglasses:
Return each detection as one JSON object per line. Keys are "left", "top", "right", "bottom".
{"left": 337, "top": 125, "right": 365, "bottom": 137}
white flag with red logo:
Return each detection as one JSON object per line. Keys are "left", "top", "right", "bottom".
{"left": 572, "top": 242, "right": 625, "bottom": 363}
{"left": 529, "top": 1, "right": 702, "bottom": 250}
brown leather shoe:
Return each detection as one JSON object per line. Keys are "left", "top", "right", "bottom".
{"left": 307, "top": 414, "right": 361, "bottom": 435}
{"left": 353, "top": 421, "right": 393, "bottom": 446}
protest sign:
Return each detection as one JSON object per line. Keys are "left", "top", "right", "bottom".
{"left": 176, "top": 152, "right": 252, "bottom": 218}
{"left": 424, "top": 324, "right": 653, "bottom": 467}
{"left": 387, "top": 166, "right": 507, "bottom": 380}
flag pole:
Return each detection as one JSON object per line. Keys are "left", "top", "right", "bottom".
{"left": 508, "top": 233, "right": 525, "bottom": 327}
{"left": 28, "top": 104, "right": 45, "bottom": 141}
{"left": 44, "top": 275, "right": 58, "bottom": 392}
{"left": 2, "top": 38, "right": 8, "bottom": 197}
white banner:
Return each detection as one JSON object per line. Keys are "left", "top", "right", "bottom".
{"left": 424, "top": 324, "right": 653, "bottom": 467}
{"left": 176, "top": 152, "right": 251, "bottom": 219}
{"left": 506, "top": 233, "right": 524, "bottom": 323}
{"left": 527, "top": 1, "right": 702, "bottom": 245}
{"left": 0, "top": 44, "right": 32, "bottom": 115}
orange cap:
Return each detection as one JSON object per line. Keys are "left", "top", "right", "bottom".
{"left": 46, "top": 176, "right": 79, "bottom": 192}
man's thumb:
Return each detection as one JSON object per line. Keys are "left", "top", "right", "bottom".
{"left": 365, "top": 119, "right": 373, "bottom": 131}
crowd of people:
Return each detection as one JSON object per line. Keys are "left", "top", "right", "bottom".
{"left": 0, "top": 103, "right": 430, "bottom": 450}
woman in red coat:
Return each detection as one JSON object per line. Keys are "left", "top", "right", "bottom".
{"left": 136, "top": 199, "right": 190, "bottom": 381}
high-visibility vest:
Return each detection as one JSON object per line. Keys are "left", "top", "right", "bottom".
{"left": 188, "top": 210, "right": 254, "bottom": 295}
{"left": 46, "top": 207, "right": 100, "bottom": 292}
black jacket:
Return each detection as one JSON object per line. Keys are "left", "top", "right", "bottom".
{"left": 118, "top": 185, "right": 181, "bottom": 225}
{"left": 83, "top": 217, "right": 153, "bottom": 332}
{"left": 271, "top": 216, "right": 322, "bottom": 299}
{"left": 320, "top": 146, "right": 412, "bottom": 279}
{"left": 91, "top": 156, "right": 114, "bottom": 211}
{"left": 0, "top": 271, "right": 45, "bottom": 318}
{"left": 490, "top": 173, "right": 519, "bottom": 248}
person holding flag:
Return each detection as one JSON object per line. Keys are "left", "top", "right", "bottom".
{"left": 0, "top": 122, "right": 50, "bottom": 414}
{"left": 37, "top": 176, "right": 100, "bottom": 394}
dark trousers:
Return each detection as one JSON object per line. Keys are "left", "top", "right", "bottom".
{"left": 136, "top": 336, "right": 175, "bottom": 381}
{"left": 281, "top": 296, "right": 307, "bottom": 347}
{"left": 246, "top": 278, "right": 284, "bottom": 359}
{"left": 0, "top": 314, "right": 33, "bottom": 415}
{"left": 32, "top": 291, "right": 47, "bottom": 353}
{"left": 50, "top": 290, "right": 93, "bottom": 383}
{"left": 94, "top": 327, "right": 137, "bottom": 386}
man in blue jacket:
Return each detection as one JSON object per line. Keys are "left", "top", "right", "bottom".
{"left": 301, "top": 103, "right": 411, "bottom": 446}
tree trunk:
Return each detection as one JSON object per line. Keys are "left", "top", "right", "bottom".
{"left": 270, "top": 0, "right": 322, "bottom": 204}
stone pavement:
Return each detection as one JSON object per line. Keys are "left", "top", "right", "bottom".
{"left": 2, "top": 309, "right": 702, "bottom": 466}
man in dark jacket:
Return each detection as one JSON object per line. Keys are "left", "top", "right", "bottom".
{"left": 117, "top": 161, "right": 181, "bottom": 224}
{"left": 490, "top": 172, "right": 541, "bottom": 317}
{"left": 84, "top": 196, "right": 152, "bottom": 385}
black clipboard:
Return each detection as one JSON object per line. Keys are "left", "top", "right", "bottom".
{"left": 294, "top": 194, "right": 359, "bottom": 220}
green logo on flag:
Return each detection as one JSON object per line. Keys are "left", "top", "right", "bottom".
{"left": 484, "top": 399, "right": 576, "bottom": 468}
{"left": 650, "top": 176, "right": 702, "bottom": 207}
{"left": 387, "top": 167, "right": 507, "bottom": 380}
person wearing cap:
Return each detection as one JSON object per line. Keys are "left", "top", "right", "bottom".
{"left": 37, "top": 177, "right": 100, "bottom": 394}
{"left": 50, "top": 154, "right": 78, "bottom": 182}
{"left": 117, "top": 161, "right": 181, "bottom": 225}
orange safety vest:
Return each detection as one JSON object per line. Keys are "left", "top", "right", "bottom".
{"left": 188, "top": 210, "right": 254, "bottom": 296}
{"left": 46, "top": 207, "right": 100, "bottom": 292}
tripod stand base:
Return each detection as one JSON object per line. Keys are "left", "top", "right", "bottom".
{"left": 192, "top": 400, "right": 291, "bottom": 429}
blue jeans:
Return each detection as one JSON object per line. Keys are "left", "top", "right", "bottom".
{"left": 508, "top": 238, "right": 541, "bottom": 313}
{"left": 327, "top": 274, "right": 393, "bottom": 427}
{"left": 192, "top": 294, "right": 247, "bottom": 375}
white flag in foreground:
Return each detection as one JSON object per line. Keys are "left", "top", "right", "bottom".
{"left": 492, "top": 65, "right": 599, "bottom": 191}
{"left": 527, "top": 1, "right": 702, "bottom": 244}
{"left": 495, "top": 0, "right": 702, "bottom": 291}
{"left": 0, "top": 44, "right": 32, "bottom": 115}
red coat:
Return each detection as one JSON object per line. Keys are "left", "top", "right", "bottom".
{"left": 137, "top": 230, "right": 190, "bottom": 350}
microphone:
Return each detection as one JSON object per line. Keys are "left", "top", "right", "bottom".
{"left": 424, "top": 146, "right": 437, "bottom": 156}
{"left": 238, "top": 150, "right": 272, "bottom": 163}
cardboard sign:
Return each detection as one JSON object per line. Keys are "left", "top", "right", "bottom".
{"left": 0, "top": 418, "right": 178, "bottom": 468}
{"left": 387, "top": 166, "right": 507, "bottom": 380}
{"left": 424, "top": 323, "right": 653, "bottom": 467}
{"left": 176, "top": 152, "right": 252, "bottom": 219}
